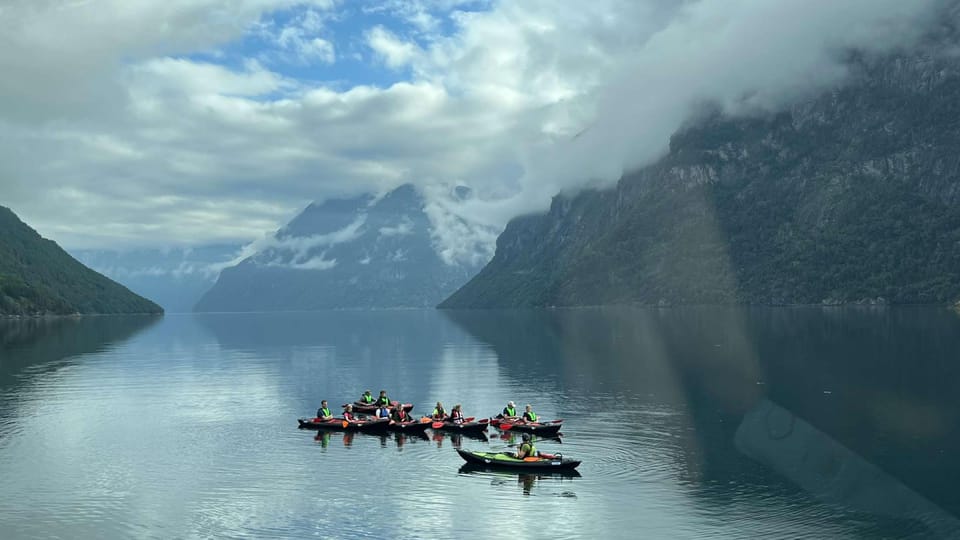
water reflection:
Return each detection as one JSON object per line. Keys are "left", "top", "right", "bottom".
{"left": 458, "top": 464, "right": 581, "bottom": 496}
{"left": 0, "top": 315, "right": 158, "bottom": 439}
{"left": 491, "top": 431, "right": 563, "bottom": 446}
{"left": 0, "top": 315, "right": 159, "bottom": 380}
{"left": 445, "top": 306, "right": 960, "bottom": 535}
{"left": 430, "top": 430, "right": 488, "bottom": 449}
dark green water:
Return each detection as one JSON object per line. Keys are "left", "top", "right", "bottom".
{"left": 1, "top": 307, "right": 959, "bottom": 539}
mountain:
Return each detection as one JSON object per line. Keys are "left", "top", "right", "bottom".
{"left": 70, "top": 245, "right": 240, "bottom": 313}
{"left": 194, "top": 184, "right": 482, "bottom": 311}
{"left": 441, "top": 25, "right": 960, "bottom": 308}
{"left": 0, "top": 206, "right": 162, "bottom": 316}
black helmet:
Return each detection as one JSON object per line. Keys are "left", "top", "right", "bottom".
{"left": 521, "top": 433, "right": 531, "bottom": 442}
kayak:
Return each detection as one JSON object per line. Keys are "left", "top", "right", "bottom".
{"left": 298, "top": 417, "right": 391, "bottom": 433}
{"left": 456, "top": 449, "right": 581, "bottom": 470}
{"left": 489, "top": 418, "right": 562, "bottom": 436}
{"left": 386, "top": 418, "right": 431, "bottom": 435}
{"left": 349, "top": 400, "right": 414, "bottom": 414}
{"left": 431, "top": 418, "right": 489, "bottom": 435}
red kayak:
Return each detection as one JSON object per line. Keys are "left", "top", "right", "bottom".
{"left": 489, "top": 417, "right": 562, "bottom": 436}
{"left": 298, "top": 417, "right": 391, "bottom": 433}
{"left": 431, "top": 417, "right": 489, "bottom": 435}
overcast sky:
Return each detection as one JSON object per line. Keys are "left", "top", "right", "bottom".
{"left": 0, "top": 0, "right": 944, "bottom": 255}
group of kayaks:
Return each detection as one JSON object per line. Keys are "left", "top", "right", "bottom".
{"left": 297, "top": 400, "right": 581, "bottom": 471}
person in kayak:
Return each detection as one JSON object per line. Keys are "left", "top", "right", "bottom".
{"left": 449, "top": 404, "right": 465, "bottom": 424}
{"left": 521, "top": 404, "right": 538, "bottom": 423}
{"left": 377, "top": 390, "right": 391, "bottom": 406}
{"left": 375, "top": 402, "right": 391, "bottom": 419}
{"left": 360, "top": 390, "right": 375, "bottom": 404}
{"left": 316, "top": 400, "right": 333, "bottom": 421}
{"left": 390, "top": 405, "right": 410, "bottom": 423}
{"left": 515, "top": 433, "right": 537, "bottom": 459}
{"left": 343, "top": 404, "right": 358, "bottom": 422}
{"left": 498, "top": 401, "right": 518, "bottom": 420}
{"left": 432, "top": 402, "right": 447, "bottom": 420}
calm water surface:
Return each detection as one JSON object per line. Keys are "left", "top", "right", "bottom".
{"left": 1, "top": 307, "right": 959, "bottom": 539}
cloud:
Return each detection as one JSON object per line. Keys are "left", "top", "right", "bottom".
{"left": 234, "top": 213, "right": 366, "bottom": 271}
{"left": 513, "top": 0, "right": 943, "bottom": 200}
{"left": 273, "top": 8, "right": 337, "bottom": 64}
{"left": 0, "top": 0, "right": 949, "bottom": 261}
{"left": 366, "top": 26, "right": 420, "bottom": 69}
{"left": 378, "top": 217, "right": 415, "bottom": 237}
{"left": 422, "top": 184, "right": 498, "bottom": 266}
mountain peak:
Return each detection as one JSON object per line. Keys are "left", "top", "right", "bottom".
{"left": 195, "top": 184, "right": 481, "bottom": 311}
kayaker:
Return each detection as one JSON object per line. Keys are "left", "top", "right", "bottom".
{"left": 343, "top": 404, "right": 357, "bottom": 422}
{"left": 360, "top": 390, "right": 375, "bottom": 404}
{"left": 432, "top": 402, "right": 447, "bottom": 420}
{"left": 316, "top": 400, "right": 333, "bottom": 421}
{"left": 521, "top": 404, "right": 538, "bottom": 423}
{"left": 390, "top": 405, "right": 409, "bottom": 423}
{"left": 515, "top": 433, "right": 537, "bottom": 459}
{"left": 449, "top": 404, "right": 465, "bottom": 424}
{"left": 498, "top": 401, "right": 518, "bottom": 420}
{"left": 375, "top": 402, "right": 391, "bottom": 419}
{"left": 377, "top": 390, "right": 391, "bottom": 406}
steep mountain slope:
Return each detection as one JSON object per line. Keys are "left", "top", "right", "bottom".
{"left": 441, "top": 30, "right": 960, "bottom": 308}
{"left": 195, "top": 185, "right": 481, "bottom": 311}
{"left": 0, "top": 206, "right": 163, "bottom": 316}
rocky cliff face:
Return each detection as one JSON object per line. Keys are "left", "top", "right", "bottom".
{"left": 441, "top": 25, "right": 960, "bottom": 308}
{"left": 195, "top": 184, "right": 481, "bottom": 311}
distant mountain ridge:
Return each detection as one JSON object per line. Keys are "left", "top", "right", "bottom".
{"left": 441, "top": 19, "right": 960, "bottom": 308}
{"left": 195, "top": 184, "right": 483, "bottom": 311}
{"left": 0, "top": 206, "right": 162, "bottom": 316}
{"left": 71, "top": 245, "right": 241, "bottom": 313}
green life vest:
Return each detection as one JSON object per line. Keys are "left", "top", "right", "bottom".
{"left": 378, "top": 396, "right": 390, "bottom": 405}
{"left": 362, "top": 394, "right": 374, "bottom": 404}
{"left": 320, "top": 407, "right": 331, "bottom": 417}
{"left": 526, "top": 411, "right": 537, "bottom": 422}
{"left": 504, "top": 406, "right": 516, "bottom": 416}
{"left": 521, "top": 442, "right": 537, "bottom": 458}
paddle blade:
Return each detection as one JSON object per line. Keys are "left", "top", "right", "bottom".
{"left": 432, "top": 422, "right": 444, "bottom": 429}
{"left": 523, "top": 457, "right": 540, "bottom": 462}
{"left": 464, "top": 416, "right": 475, "bottom": 422}
{"left": 342, "top": 420, "right": 349, "bottom": 428}
{"left": 420, "top": 416, "right": 431, "bottom": 423}
{"left": 500, "top": 423, "right": 513, "bottom": 430}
